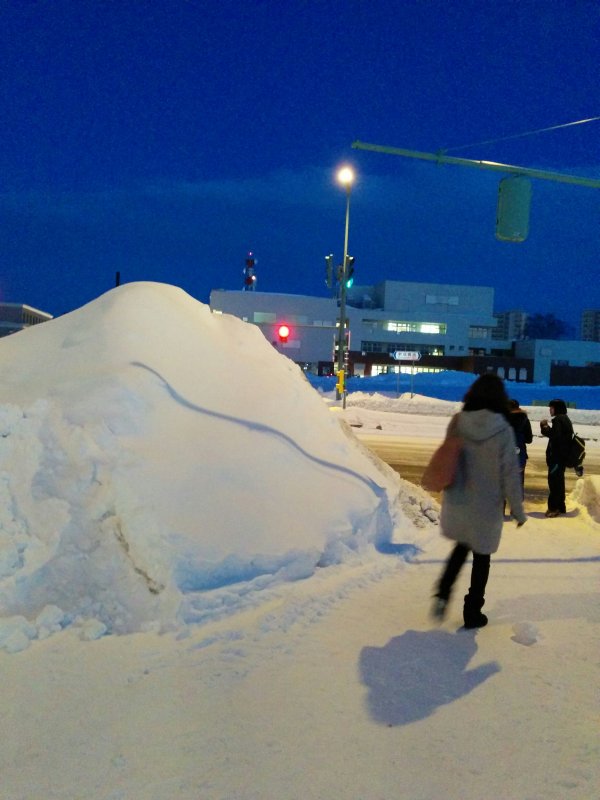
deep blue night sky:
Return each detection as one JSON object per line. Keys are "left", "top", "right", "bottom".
{"left": 1, "top": 0, "right": 598, "bottom": 330}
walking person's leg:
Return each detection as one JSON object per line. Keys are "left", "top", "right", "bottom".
{"left": 432, "top": 542, "right": 470, "bottom": 619}
{"left": 463, "top": 551, "right": 491, "bottom": 628}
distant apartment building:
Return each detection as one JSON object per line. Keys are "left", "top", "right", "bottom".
{"left": 492, "top": 310, "right": 527, "bottom": 341}
{"left": 0, "top": 303, "right": 53, "bottom": 337}
{"left": 581, "top": 309, "right": 600, "bottom": 342}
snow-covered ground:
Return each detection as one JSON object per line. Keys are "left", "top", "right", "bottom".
{"left": 0, "top": 282, "right": 598, "bottom": 799}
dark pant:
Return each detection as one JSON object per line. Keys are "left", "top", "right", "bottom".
{"left": 547, "top": 462, "right": 566, "bottom": 513}
{"left": 504, "top": 467, "right": 525, "bottom": 514}
{"left": 518, "top": 466, "right": 525, "bottom": 498}
{"left": 436, "top": 543, "right": 491, "bottom": 612}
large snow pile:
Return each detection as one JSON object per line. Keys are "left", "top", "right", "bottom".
{"left": 0, "top": 282, "right": 428, "bottom": 649}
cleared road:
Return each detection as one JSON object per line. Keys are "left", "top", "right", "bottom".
{"left": 356, "top": 432, "right": 598, "bottom": 504}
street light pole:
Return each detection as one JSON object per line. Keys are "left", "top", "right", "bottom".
{"left": 335, "top": 166, "right": 354, "bottom": 407}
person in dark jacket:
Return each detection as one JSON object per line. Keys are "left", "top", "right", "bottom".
{"left": 540, "top": 399, "right": 573, "bottom": 517}
{"left": 508, "top": 398, "right": 533, "bottom": 498}
{"left": 432, "top": 375, "right": 527, "bottom": 629}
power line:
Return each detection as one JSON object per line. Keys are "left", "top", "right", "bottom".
{"left": 440, "top": 115, "right": 600, "bottom": 155}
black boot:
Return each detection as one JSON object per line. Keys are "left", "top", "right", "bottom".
{"left": 463, "top": 552, "right": 490, "bottom": 629}
{"left": 463, "top": 594, "right": 488, "bottom": 629}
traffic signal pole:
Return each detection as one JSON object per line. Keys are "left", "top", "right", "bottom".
{"left": 351, "top": 141, "right": 600, "bottom": 188}
{"left": 336, "top": 183, "right": 352, "bottom": 407}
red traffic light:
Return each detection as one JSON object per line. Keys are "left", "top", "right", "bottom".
{"left": 277, "top": 324, "right": 290, "bottom": 343}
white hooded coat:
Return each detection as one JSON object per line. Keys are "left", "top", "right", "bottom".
{"left": 440, "top": 409, "right": 526, "bottom": 554}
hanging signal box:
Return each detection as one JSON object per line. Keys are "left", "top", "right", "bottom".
{"left": 495, "top": 176, "right": 532, "bottom": 242}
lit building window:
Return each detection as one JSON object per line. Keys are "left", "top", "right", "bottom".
{"left": 382, "top": 320, "right": 447, "bottom": 335}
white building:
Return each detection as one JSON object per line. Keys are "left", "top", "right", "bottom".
{"left": 344, "top": 280, "right": 499, "bottom": 359}
{"left": 210, "top": 280, "right": 529, "bottom": 377}
{"left": 210, "top": 290, "right": 338, "bottom": 365}
{"left": 211, "top": 280, "right": 600, "bottom": 386}
{"left": 0, "top": 303, "right": 53, "bottom": 337}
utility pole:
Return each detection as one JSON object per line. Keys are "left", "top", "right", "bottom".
{"left": 335, "top": 166, "right": 355, "bottom": 407}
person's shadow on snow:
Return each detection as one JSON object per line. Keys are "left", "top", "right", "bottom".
{"left": 359, "top": 629, "right": 500, "bottom": 726}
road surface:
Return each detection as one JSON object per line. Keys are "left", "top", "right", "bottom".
{"left": 356, "top": 432, "right": 597, "bottom": 504}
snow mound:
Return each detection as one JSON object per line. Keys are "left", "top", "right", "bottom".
{"left": 0, "top": 282, "right": 424, "bottom": 645}
{"left": 571, "top": 475, "right": 600, "bottom": 523}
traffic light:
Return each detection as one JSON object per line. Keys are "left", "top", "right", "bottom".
{"left": 325, "top": 254, "right": 334, "bottom": 288}
{"left": 336, "top": 369, "right": 345, "bottom": 395}
{"left": 277, "top": 324, "right": 290, "bottom": 343}
{"left": 243, "top": 251, "right": 257, "bottom": 291}
{"left": 495, "top": 177, "right": 532, "bottom": 242}
{"left": 345, "top": 255, "right": 355, "bottom": 288}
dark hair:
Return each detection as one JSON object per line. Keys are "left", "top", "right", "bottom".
{"left": 549, "top": 399, "right": 568, "bottom": 415}
{"left": 463, "top": 374, "right": 510, "bottom": 420}
{"left": 508, "top": 399, "right": 520, "bottom": 410}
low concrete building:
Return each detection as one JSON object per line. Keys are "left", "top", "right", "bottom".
{"left": 210, "top": 290, "right": 339, "bottom": 366}
{"left": 515, "top": 339, "right": 600, "bottom": 384}
{"left": 0, "top": 303, "right": 53, "bottom": 337}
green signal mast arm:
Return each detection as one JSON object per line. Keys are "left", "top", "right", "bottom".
{"left": 351, "top": 140, "right": 600, "bottom": 189}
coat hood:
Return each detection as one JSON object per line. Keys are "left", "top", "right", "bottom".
{"left": 456, "top": 409, "right": 509, "bottom": 442}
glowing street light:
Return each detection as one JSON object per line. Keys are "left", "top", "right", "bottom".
{"left": 335, "top": 165, "right": 355, "bottom": 406}
{"left": 337, "top": 166, "right": 355, "bottom": 188}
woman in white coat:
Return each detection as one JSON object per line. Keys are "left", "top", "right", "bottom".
{"left": 432, "top": 374, "right": 527, "bottom": 628}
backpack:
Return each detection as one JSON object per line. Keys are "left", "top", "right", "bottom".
{"left": 564, "top": 432, "right": 586, "bottom": 470}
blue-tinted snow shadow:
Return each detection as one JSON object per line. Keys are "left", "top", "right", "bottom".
{"left": 375, "top": 542, "right": 422, "bottom": 559}
{"left": 359, "top": 629, "right": 500, "bottom": 726}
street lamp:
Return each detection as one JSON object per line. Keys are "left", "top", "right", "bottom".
{"left": 335, "top": 165, "right": 355, "bottom": 406}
